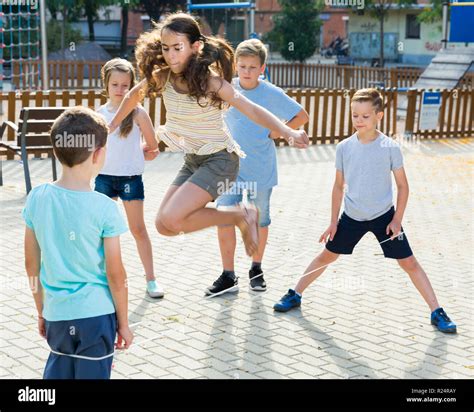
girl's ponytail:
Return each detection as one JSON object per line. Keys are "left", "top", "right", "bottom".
{"left": 135, "top": 23, "right": 167, "bottom": 97}
{"left": 184, "top": 35, "right": 234, "bottom": 108}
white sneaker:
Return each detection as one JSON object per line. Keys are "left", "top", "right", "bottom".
{"left": 146, "top": 280, "right": 164, "bottom": 298}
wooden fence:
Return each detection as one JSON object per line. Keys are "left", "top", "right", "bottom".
{"left": 405, "top": 88, "right": 474, "bottom": 139}
{"left": 1, "top": 87, "right": 472, "bottom": 160}
{"left": 12, "top": 60, "right": 474, "bottom": 90}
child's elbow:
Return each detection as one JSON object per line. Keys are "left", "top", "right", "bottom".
{"left": 25, "top": 260, "right": 35, "bottom": 272}
{"left": 301, "top": 110, "right": 310, "bottom": 124}
{"left": 25, "top": 255, "right": 39, "bottom": 272}
{"left": 397, "top": 182, "right": 409, "bottom": 192}
{"left": 107, "top": 266, "right": 127, "bottom": 287}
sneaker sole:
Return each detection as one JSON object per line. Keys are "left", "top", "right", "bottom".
{"left": 205, "top": 285, "right": 239, "bottom": 298}
{"left": 250, "top": 284, "right": 267, "bottom": 291}
{"left": 273, "top": 303, "right": 300, "bottom": 312}
{"left": 147, "top": 291, "right": 164, "bottom": 299}
{"left": 431, "top": 321, "right": 457, "bottom": 333}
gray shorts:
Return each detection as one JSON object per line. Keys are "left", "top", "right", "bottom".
{"left": 172, "top": 150, "right": 240, "bottom": 200}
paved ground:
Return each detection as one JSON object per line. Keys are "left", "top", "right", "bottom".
{"left": 1, "top": 138, "right": 473, "bottom": 379}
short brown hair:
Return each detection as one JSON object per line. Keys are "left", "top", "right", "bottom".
{"left": 351, "top": 88, "right": 384, "bottom": 113}
{"left": 235, "top": 39, "right": 267, "bottom": 66}
{"left": 50, "top": 106, "right": 108, "bottom": 168}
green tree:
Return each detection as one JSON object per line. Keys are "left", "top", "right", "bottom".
{"left": 265, "top": 0, "right": 323, "bottom": 63}
{"left": 138, "top": 0, "right": 186, "bottom": 22}
{"left": 46, "top": 20, "right": 83, "bottom": 54}
{"left": 418, "top": 0, "right": 443, "bottom": 23}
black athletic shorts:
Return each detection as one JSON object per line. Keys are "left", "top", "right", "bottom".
{"left": 326, "top": 207, "right": 413, "bottom": 260}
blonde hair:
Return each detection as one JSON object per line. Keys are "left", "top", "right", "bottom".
{"left": 101, "top": 58, "right": 137, "bottom": 138}
{"left": 235, "top": 39, "right": 268, "bottom": 66}
{"left": 351, "top": 88, "right": 384, "bottom": 113}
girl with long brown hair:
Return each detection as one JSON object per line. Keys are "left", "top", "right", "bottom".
{"left": 109, "top": 13, "right": 309, "bottom": 294}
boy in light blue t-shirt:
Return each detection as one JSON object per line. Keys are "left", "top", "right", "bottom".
{"left": 205, "top": 39, "right": 309, "bottom": 296}
{"left": 23, "top": 107, "right": 134, "bottom": 379}
{"left": 273, "top": 89, "right": 457, "bottom": 334}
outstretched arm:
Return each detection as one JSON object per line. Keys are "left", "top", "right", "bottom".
{"left": 135, "top": 107, "right": 159, "bottom": 160}
{"left": 269, "top": 109, "right": 309, "bottom": 139}
{"left": 109, "top": 79, "right": 148, "bottom": 133}
{"left": 214, "top": 78, "right": 309, "bottom": 148}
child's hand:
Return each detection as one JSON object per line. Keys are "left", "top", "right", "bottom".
{"left": 144, "top": 151, "right": 159, "bottom": 161}
{"left": 115, "top": 326, "right": 133, "bottom": 350}
{"left": 386, "top": 219, "right": 402, "bottom": 241}
{"left": 268, "top": 130, "right": 280, "bottom": 140}
{"left": 319, "top": 223, "right": 338, "bottom": 243}
{"left": 143, "top": 144, "right": 160, "bottom": 161}
{"left": 144, "top": 148, "right": 160, "bottom": 161}
{"left": 38, "top": 316, "right": 46, "bottom": 339}
{"left": 287, "top": 129, "right": 309, "bottom": 149}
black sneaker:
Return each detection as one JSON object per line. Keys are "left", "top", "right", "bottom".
{"left": 205, "top": 272, "right": 239, "bottom": 296}
{"left": 249, "top": 268, "right": 267, "bottom": 291}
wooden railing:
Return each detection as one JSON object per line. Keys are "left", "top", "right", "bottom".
{"left": 267, "top": 63, "right": 474, "bottom": 89}
{"left": 1, "top": 87, "right": 472, "bottom": 159}
{"left": 11, "top": 60, "right": 474, "bottom": 90}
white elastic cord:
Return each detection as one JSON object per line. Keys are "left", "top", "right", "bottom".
{"left": 379, "top": 231, "right": 405, "bottom": 245}
{"left": 206, "top": 232, "right": 404, "bottom": 299}
{"left": 111, "top": 231, "right": 409, "bottom": 353}
{"left": 49, "top": 348, "right": 115, "bottom": 361}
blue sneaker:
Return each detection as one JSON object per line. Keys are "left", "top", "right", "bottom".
{"left": 431, "top": 307, "right": 457, "bottom": 333}
{"left": 273, "top": 289, "right": 301, "bottom": 312}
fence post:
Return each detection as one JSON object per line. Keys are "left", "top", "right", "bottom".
{"left": 12, "top": 62, "right": 20, "bottom": 89}
{"left": 404, "top": 89, "right": 417, "bottom": 138}
{"left": 298, "top": 63, "right": 303, "bottom": 88}
{"left": 77, "top": 62, "right": 84, "bottom": 88}
{"left": 390, "top": 68, "right": 397, "bottom": 88}
{"left": 343, "top": 67, "right": 350, "bottom": 89}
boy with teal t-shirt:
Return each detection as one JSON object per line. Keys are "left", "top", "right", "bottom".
{"left": 23, "top": 107, "right": 134, "bottom": 379}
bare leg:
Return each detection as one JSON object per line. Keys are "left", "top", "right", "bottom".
{"left": 398, "top": 255, "right": 440, "bottom": 312}
{"left": 218, "top": 225, "right": 236, "bottom": 271}
{"left": 122, "top": 200, "right": 155, "bottom": 282}
{"left": 295, "top": 249, "right": 339, "bottom": 295}
{"left": 155, "top": 185, "right": 180, "bottom": 236}
{"left": 156, "top": 182, "right": 258, "bottom": 256}
{"left": 252, "top": 226, "right": 269, "bottom": 263}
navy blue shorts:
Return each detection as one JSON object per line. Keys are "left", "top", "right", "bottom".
{"left": 326, "top": 207, "right": 413, "bottom": 260}
{"left": 95, "top": 174, "right": 144, "bottom": 201}
{"left": 43, "top": 313, "right": 117, "bottom": 379}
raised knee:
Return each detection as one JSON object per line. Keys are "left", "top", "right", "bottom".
{"left": 155, "top": 213, "right": 179, "bottom": 236}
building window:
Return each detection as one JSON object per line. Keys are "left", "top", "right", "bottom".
{"left": 406, "top": 14, "right": 420, "bottom": 39}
